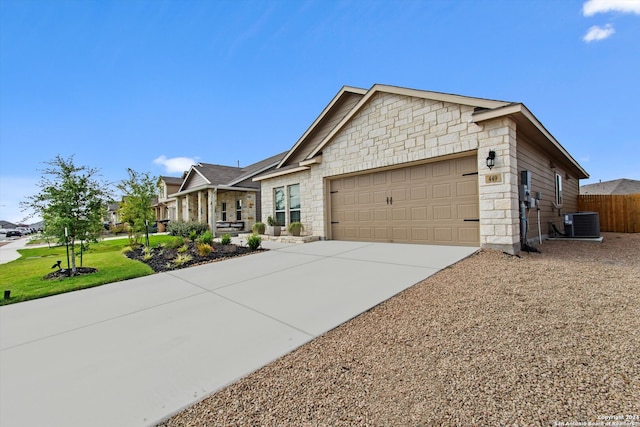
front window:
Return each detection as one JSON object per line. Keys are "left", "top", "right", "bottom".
{"left": 236, "top": 199, "right": 242, "bottom": 221}
{"left": 274, "top": 187, "right": 285, "bottom": 226}
{"left": 555, "top": 173, "right": 563, "bottom": 205}
{"left": 221, "top": 202, "right": 227, "bottom": 221}
{"left": 289, "top": 184, "right": 300, "bottom": 223}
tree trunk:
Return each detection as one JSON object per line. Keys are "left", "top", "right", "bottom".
{"left": 70, "top": 241, "right": 77, "bottom": 276}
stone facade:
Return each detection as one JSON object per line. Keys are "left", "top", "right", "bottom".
{"left": 258, "top": 86, "right": 585, "bottom": 254}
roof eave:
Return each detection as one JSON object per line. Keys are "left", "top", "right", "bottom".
{"left": 277, "top": 86, "right": 367, "bottom": 169}
{"left": 472, "top": 103, "right": 589, "bottom": 180}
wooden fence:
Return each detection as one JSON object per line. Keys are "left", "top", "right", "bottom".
{"left": 578, "top": 194, "right": 640, "bottom": 233}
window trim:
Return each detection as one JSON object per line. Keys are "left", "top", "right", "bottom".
{"left": 555, "top": 172, "right": 563, "bottom": 206}
{"left": 221, "top": 202, "right": 227, "bottom": 221}
{"left": 288, "top": 184, "right": 301, "bottom": 224}
{"left": 274, "top": 187, "right": 286, "bottom": 226}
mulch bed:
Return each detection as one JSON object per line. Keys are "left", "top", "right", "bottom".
{"left": 43, "top": 267, "right": 98, "bottom": 280}
{"left": 125, "top": 241, "right": 266, "bottom": 273}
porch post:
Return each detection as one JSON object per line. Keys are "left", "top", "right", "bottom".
{"left": 176, "top": 196, "right": 183, "bottom": 221}
{"left": 198, "top": 190, "right": 204, "bottom": 223}
{"left": 208, "top": 189, "right": 217, "bottom": 234}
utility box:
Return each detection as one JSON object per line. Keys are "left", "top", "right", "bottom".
{"left": 564, "top": 212, "right": 600, "bottom": 238}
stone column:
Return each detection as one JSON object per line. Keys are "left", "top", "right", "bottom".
{"left": 197, "top": 191, "right": 204, "bottom": 223}
{"left": 208, "top": 189, "right": 217, "bottom": 234}
{"left": 176, "top": 196, "right": 183, "bottom": 221}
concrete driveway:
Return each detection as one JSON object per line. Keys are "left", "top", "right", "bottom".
{"left": 0, "top": 240, "right": 477, "bottom": 427}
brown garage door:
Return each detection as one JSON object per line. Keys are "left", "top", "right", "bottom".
{"left": 329, "top": 155, "right": 479, "bottom": 245}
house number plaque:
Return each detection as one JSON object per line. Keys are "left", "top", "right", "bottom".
{"left": 485, "top": 174, "right": 502, "bottom": 184}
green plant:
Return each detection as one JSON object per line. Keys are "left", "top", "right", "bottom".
{"left": 252, "top": 222, "right": 265, "bottom": 235}
{"left": 246, "top": 234, "right": 261, "bottom": 250}
{"left": 189, "top": 230, "right": 198, "bottom": 241}
{"left": 166, "top": 236, "right": 186, "bottom": 249}
{"left": 142, "top": 247, "right": 153, "bottom": 261}
{"left": 199, "top": 230, "right": 214, "bottom": 245}
{"left": 196, "top": 243, "right": 213, "bottom": 256}
{"left": 288, "top": 221, "right": 304, "bottom": 236}
{"left": 221, "top": 234, "right": 232, "bottom": 245}
{"left": 177, "top": 244, "right": 188, "bottom": 253}
{"left": 173, "top": 253, "right": 193, "bottom": 266}
{"left": 121, "top": 246, "right": 134, "bottom": 254}
{"left": 266, "top": 216, "right": 279, "bottom": 226}
{"left": 166, "top": 220, "right": 209, "bottom": 238}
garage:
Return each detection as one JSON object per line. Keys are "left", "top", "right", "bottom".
{"left": 329, "top": 155, "right": 479, "bottom": 245}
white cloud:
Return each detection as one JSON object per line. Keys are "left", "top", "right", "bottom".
{"left": 153, "top": 155, "right": 197, "bottom": 174}
{"left": 583, "top": 0, "right": 640, "bottom": 16}
{"left": 583, "top": 24, "right": 616, "bottom": 42}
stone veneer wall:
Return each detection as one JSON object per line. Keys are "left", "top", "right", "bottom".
{"left": 260, "top": 92, "right": 522, "bottom": 253}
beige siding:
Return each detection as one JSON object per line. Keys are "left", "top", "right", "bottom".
{"left": 286, "top": 92, "right": 364, "bottom": 165}
{"left": 183, "top": 173, "right": 208, "bottom": 190}
{"left": 517, "top": 135, "right": 580, "bottom": 241}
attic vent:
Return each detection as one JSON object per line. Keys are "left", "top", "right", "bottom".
{"left": 564, "top": 212, "right": 600, "bottom": 238}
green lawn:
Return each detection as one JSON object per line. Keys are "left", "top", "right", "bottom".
{"left": 0, "top": 235, "right": 175, "bottom": 305}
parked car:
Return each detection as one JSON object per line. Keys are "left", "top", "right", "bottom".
{"left": 5, "top": 229, "right": 22, "bottom": 237}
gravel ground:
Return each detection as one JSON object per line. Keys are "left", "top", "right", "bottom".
{"left": 159, "top": 233, "right": 640, "bottom": 427}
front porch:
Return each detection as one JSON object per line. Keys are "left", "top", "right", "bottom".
{"left": 175, "top": 189, "right": 258, "bottom": 234}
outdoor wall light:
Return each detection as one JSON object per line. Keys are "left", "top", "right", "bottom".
{"left": 486, "top": 150, "right": 496, "bottom": 170}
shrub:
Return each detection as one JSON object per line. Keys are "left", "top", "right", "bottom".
{"left": 221, "top": 234, "right": 232, "bottom": 245}
{"left": 166, "top": 236, "right": 186, "bottom": 249}
{"left": 177, "top": 244, "right": 188, "bottom": 253}
{"left": 173, "top": 253, "right": 192, "bottom": 266}
{"left": 199, "top": 230, "right": 214, "bottom": 245}
{"left": 142, "top": 247, "right": 153, "bottom": 261}
{"left": 252, "top": 222, "right": 265, "bottom": 235}
{"left": 167, "top": 220, "right": 209, "bottom": 238}
{"left": 246, "top": 234, "right": 261, "bottom": 250}
{"left": 121, "top": 246, "right": 133, "bottom": 254}
{"left": 197, "top": 243, "right": 213, "bottom": 256}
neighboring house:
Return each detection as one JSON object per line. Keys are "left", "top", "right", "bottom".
{"left": 170, "top": 152, "right": 286, "bottom": 233}
{"left": 254, "top": 84, "right": 588, "bottom": 255}
{"left": 580, "top": 179, "right": 640, "bottom": 195}
{"left": 155, "top": 176, "right": 184, "bottom": 222}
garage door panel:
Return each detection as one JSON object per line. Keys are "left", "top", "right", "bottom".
{"left": 458, "top": 204, "right": 479, "bottom": 220}
{"left": 458, "top": 227, "right": 479, "bottom": 243}
{"left": 330, "top": 155, "right": 479, "bottom": 246}
{"left": 410, "top": 186, "right": 427, "bottom": 200}
{"left": 456, "top": 181, "right": 478, "bottom": 197}
{"left": 432, "top": 183, "right": 451, "bottom": 198}
{"left": 434, "top": 227, "right": 453, "bottom": 242}
{"left": 410, "top": 207, "right": 428, "bottom": 221}
{"left": 433, "top": 205, "right": 452, "bottom": 220}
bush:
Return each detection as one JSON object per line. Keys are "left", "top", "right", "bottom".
{"left": 167, "top": 221, "right": 209, "bottom": 238}
{"left": 221, "top": 234, "right": 232, "bottom": 245}
{"left": 189, "top": 230, "right": 198, "bottom": 241}
{"left": 246, "top": 234, "right": 261, "bottom": 250}
{"left": 177, "top": 244, "right": 188, "bottom": 253}
{"left": 166, "top": 236, "right": 186, "bottom": 249}
{"left": 199, "top": 230, "right": 214, "bottom": 245}
{"left": 252, "top": 222, "right": 265, "bottom": 235}
{"left": 196, "top": 243, "right": 213, "bottom": 256}
{"left": 173, "top": 253, "right": 192, "bottom": 266}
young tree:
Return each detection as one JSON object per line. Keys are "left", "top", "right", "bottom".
{"left": 116, "top": 168, "right": 157, "bottom": 247}
{"left": 22, "top": 155, "right": 112, "bottom": 276}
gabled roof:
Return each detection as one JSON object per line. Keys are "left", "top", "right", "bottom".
{"left": 159, "top": 176, "right": 184, "bottom": 186}
{"left": 173, "top": 151, "right": 287, "bottom": 196}
{"left": 580, "top": 179, "right": 640, "bottom": 195}
{"left": 471, "top": 103, "right": 588, "bottom": 179}
{"left": 255, "top": 83, "right": 588, "bottom": 181}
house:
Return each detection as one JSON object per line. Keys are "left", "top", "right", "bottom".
{"left": 169, "top": 152, "right": 286, "bottom": 234}
{"left": 254, "top": 84, "right": 588, "bottom": 255}
{"left": 155, "top": 176, "right": 184, "bottom": 223}
{"left": 580, "top": 178, "right": 640, "bottom": 195}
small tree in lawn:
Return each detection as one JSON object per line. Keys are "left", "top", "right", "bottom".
{"left": 116, "top": 168, "right": 157, "bottom": 248}
{"left": 22, "top": 155, "right": 112, "bottom": 276}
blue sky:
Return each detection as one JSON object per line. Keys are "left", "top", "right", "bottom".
{"left": 1, "top": 0, "right": 639, "bottom": 224}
